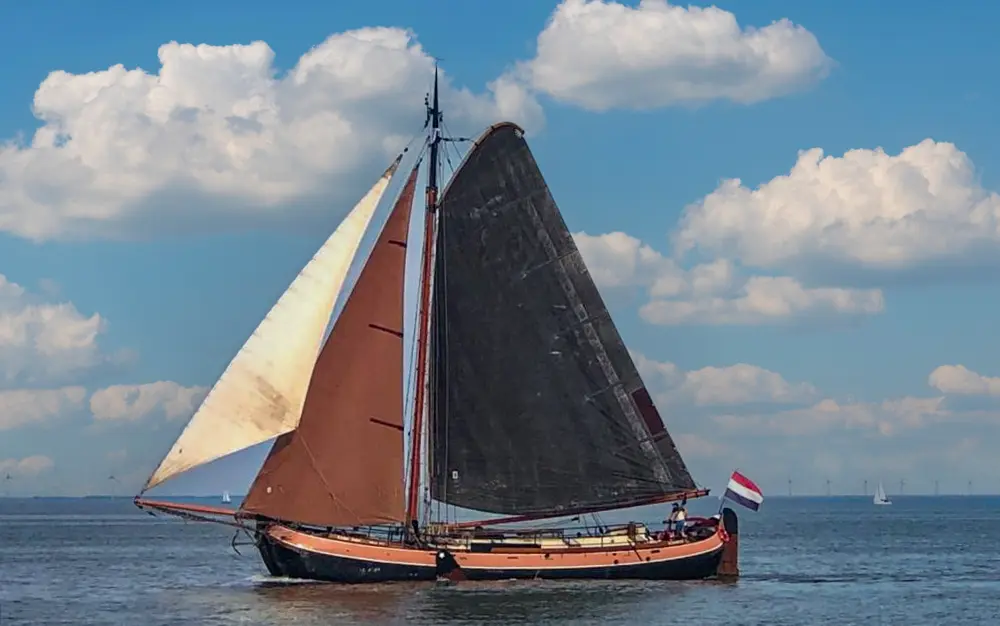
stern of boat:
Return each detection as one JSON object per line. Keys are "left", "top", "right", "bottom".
{"left": 716, "top": 507, "right": 739, "bottom": 579}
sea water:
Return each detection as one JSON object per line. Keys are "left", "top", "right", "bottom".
{"left": 2, "top": 496, "right": 999, "bottom": 625}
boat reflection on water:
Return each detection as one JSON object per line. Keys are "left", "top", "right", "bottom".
{"left": 247, "top": 578, "right": 701, "bottom": 624}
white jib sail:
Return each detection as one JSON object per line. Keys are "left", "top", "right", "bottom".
{"left": 874, "top": 481, "right": 888, "bottom": 503}
{"left": 143, "top": 156, "right": 403, "bottom": 491}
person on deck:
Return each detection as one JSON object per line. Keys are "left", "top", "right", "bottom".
{"left": 665, "top": 503, "right": 679, "bottom": 539}
{"left": 674, "top": 499, "right": 688, "bottom": 539}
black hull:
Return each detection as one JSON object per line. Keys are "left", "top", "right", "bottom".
{"left": 443, "top": 547, "right": 724, "bottom": 581}
{"left": 255, "top": 532, "right": 725, "bottom": 584}
{"left": 256, "top": 532, "right": 437, "bottom": 584}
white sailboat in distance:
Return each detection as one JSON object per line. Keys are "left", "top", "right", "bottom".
{"left": 873, "top": 481, "right": 891, "bottom": 506}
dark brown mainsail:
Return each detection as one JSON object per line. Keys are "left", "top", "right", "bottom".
{"left": 240, "top": 164, "right": 419, "bottom": 528}
{"left": 428, "top": 124, "right": 696, "bottom": 517}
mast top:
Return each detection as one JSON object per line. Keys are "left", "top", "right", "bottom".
{"left": 425, "top": 62, "right": 442, "bottom": 211}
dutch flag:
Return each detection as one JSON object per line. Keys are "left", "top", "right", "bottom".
{"left": 723, "top": 471, "right": 764, "bottom": 511}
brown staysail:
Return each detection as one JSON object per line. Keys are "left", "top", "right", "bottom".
{"left": 240, "top": 163, "right": 420, "bottom": 528}
{"left": 140, "top": 158, "right": 403, "bottom": 493}
{"left": 428, "top": 124, "right": 696, "bottom": 518}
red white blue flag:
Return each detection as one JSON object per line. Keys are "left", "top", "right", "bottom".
{"left": 723, "top": 471, "right": 764, "bottom": 511}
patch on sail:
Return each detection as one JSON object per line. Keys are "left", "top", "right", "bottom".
{"left": 143, "top": 157, "right": 402, "bottom": 491}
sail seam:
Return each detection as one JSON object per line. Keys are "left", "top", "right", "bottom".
{"left": 520, "top": 247, "right": 580, "bottom": 280}
{"left": 370, "top": 417, "right": 405, "bottom": 432}
{"left": 368, "top": 323, "right": 404, "bottom": 339}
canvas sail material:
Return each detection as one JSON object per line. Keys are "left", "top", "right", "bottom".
{"left": 428, "top": 123, "right": 696, "bottom": 517}
{"left": 239, "top": 164, "right": 419, "bottom": 528}
{"left": 142, "top": 156, "right": 403, "bottom": 492}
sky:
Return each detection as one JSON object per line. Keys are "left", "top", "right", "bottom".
{"left": 2, "top": 0, "right": 1000, "bottom": 499}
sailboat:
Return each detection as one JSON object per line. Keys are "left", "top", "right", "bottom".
{"left": 134, "top": 67, "right": 740, "bottom": 583}
{"left": 222, "top": 491, "right": 231, "bottom": 504}
{"left": 873, "top": 481, "right": 891, "bottom": 506}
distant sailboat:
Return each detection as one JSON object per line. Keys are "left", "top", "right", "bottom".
{"left": 873, "top": 481, "right": 891, "bottom": 506}
{"left": 221, "top": 491, "right": 231, "bottom": 504}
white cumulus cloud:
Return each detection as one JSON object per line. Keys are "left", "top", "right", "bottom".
{"left": 673, "top": 433, "right": 727, "bottom": 459}
{"left": 574, "top": 231, "right": 883, "bottom": 325}
{"left": 0, "top": 7, "right": 836, "bottom": 242}
{"left": 521, "top": 0, "right": 831, "bottom": 111}
{"left": 89, "top": 381, "right": 208, "bottom": 422}
{"left": 0, "top": 455, "right": 55, "bottom": 477}
{"left": 640, "top": 275, "right": 884, "bottom": 325}
{"left": 0, "top": 27, "right": 543, "bottom": 241}
{"left": 0, "top": 273, "right": 116, "bottom": 387}
{"left": 674, "top": 139, "right": 1000, "bottom": 272}
{"left": 929, "top": 364, "right": 1000, "bottom": 396}
{"left": 632, "top": 351, "right": 816, "bottom": 407}
{"left": 0, "top": 386, "right": 87, "bottom": 431}
{"left": 712, "top": 395, "right": 950, "bottom": 437}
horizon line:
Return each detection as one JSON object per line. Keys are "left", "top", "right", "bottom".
{"left": 1, "top": 493, "right": 997, "bottom": 499}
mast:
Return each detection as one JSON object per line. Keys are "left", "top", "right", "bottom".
{"left": 406, "top": 64, "right": 442, "bottom": 530}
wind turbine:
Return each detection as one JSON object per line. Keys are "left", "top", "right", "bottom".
{"left": 899, "top": 479, "right": 905, "bottom": 495}
{"left": 825, "top": 478, "right": 831, "bottom": 496}
{"left": 863, "top": 479, "right": 868, "bottom": 496}
{"left": 787, "top": 477, "right": 792, "bottom": 496}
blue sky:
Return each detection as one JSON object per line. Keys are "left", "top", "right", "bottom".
{"left": 2, "top": 0, "right": 1000, "bottom": 499}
